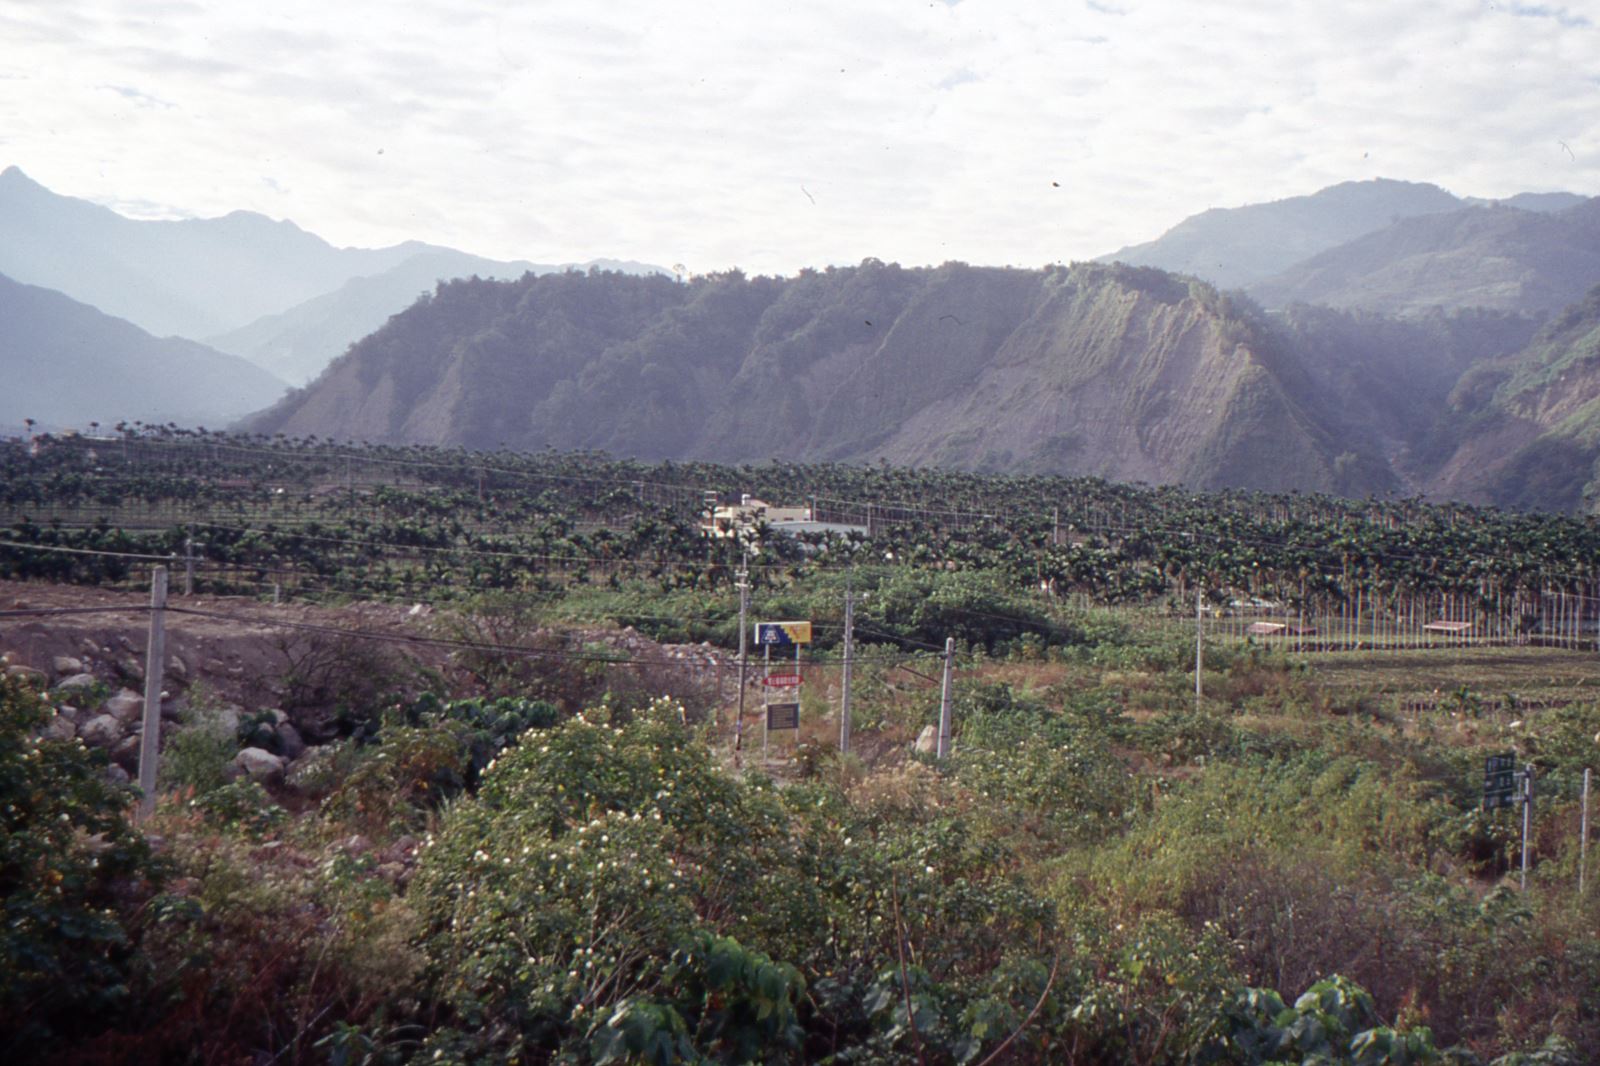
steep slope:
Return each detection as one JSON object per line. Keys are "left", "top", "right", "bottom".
{"left": 203, "top": 250, "right": 541, "bottom": 385}
{"left": 1102, "top": 179, "right": 1465, "bottom": 289}
{"left": 1271, "top": 304, "right": 1538, "bottom": 464}
{"left": 1420, "top": 285, "right": 1600, "bottom": 511}
{"left": 1249, "top": 199, "right": 1600, "bottom": 316}
{"left": 0, "top": 273, "right": 287, "bottom": 430}
{"left": 241, "top": 263, "right": 1414, "bottom": 495}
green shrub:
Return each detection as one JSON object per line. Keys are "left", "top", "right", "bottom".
{"left": 158, "top": 711, "right": 239, "bottom": 796}
{"left": 0, "top": 675, "right": 158, "bottom": 1053}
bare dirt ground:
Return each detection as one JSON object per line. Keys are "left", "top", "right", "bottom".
{"left": 0, "top": 579, "right": 452, "bottom": 713}
{"left": 0, "top": 580, "right": 731, "bottom": 719}
{"left": 1305, "top": 646, "right": 1600, "bottom": 703}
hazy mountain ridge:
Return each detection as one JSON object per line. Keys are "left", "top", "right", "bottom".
{"left": 1248, "top": 198, "right": 1600, "bottom": 316}
{"left": 243, "top": 262, "right": 1507, "bottom": 496}
{"left": 1101, "top": 179, "right": 1467, "bottom": 289}
{"left": 0, "top": 271, "right": 287, "bottom": 430}
{"left": 0, "top": 166, "right": 668, "bottom": 384}
{"left": 0, "top": 166, "right": 424, "bottom": 338}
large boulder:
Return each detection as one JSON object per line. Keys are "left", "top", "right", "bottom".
{"left": 274, "top": 723, "right": 306, "bottom": 760}
{"left": 233, "top": 747, "right": 285, "bottom": 785}
{"left": 112, "top": 734, "right": 144, "bottom": 772}
{"left": 4, "top": 664, "right": 48, "bottom": 687}
{"left": 54, "top": 672, "right": 100, "bottom": 697}
{"left": 41, "top": 714, "right": 76, "bottom": 742}
{"left": 914, "top": 725, "right": 939, "bottom": 755}
{"left": 79, "top": 714, "right": 126, "bottom": 749}
{"left": 101, "top": 689, "right": 145, "bottom": 724}
{"left": 52, "top": 655, "right": 85, "bottom": 677}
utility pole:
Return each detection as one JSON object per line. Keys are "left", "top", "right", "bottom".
{"left": 136, "top": 566, "right": 168, "bottom": 817}
{"left": 734, "top": 552, "right": 750, "bottom": 752}
{"left": 183, "top": 537, "right": 195, "bottom": 597}
{"left": 1581, "top": 767, "right": 1591, "bottom": 897}
{"left": 840, "top": 580, "right": 856, "bottom": 754}
{"left": 936, "top": 636, "right": 955, "bottom": 759}
{"left": 1195, "top": 587, "right": 1204, "bottom": 705}
{"left": 1521, "top": 766, "right": 1536, "bottom": 891}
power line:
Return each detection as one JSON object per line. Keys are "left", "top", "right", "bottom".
{"left": 0, "top": 605, "right": 153, "bottom": 619}
{"left": 0, "top": 538, "right": 176, "bottom": 562}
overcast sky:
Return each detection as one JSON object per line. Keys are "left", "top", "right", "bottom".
{"left": 3, "top": 0, "right": 1598, "bottom": 274}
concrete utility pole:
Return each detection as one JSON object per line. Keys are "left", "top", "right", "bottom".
{"left": 1195, "top": 587, "right": 1204, "bottom": 705}
{"left": 734, "top": 552, "right": 750, "bottom": 751}
{"left": 1581, "top": 768, "right": 1591, "bottom": 897}
{"left": 936, "top": 636, "right": 955, "bottom": 759}
{"left": 183, "top": 538, "right": 195, "bottom": 597}
{"left": 840, "top": 581, "right": 856, "bottom": 754}
{"left": 1522, "top": 766, "right": 1536, "bottom": 891}
{"left": 136, "top": 566, "right": 168, "bottom": 817}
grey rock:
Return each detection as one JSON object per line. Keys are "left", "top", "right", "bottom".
{"left": 233, "top": 747, "right": 285, "bottom": 785}
{"left": 214, "top": 705, "right": 242, "bottom": 735}
{"left": 116, "top": 655, "right": 144, "bottom": 681}
{"left": 101, "top": 689, "right": 145, "bottom": 723}
{"left": 112, "top": 734, "right": 143, "bottom": 771}
{"left": 80, "top": 714, "right": 125, "bottom": 749}
{"left": 274, "top": 722, "right": 305, "bottom": 760}
{"left": 104, "top": 764, "right": 131, "bottom": 786}
{"left": 54, "top": 672, "right": 99, "bottom": 695}
{"left": 41, "top": 714, "right": 77, "bottom": 742}
{"left": 160, "top": 699, "right": 182, "bottom": 721}
{"left": 4, "top": 665, "right": 47, "bottom": 686}
{"left": 167, "top": 656, "right": 189, "bottom": 683}
{"left": 914, "top": 725, "right": 939, "bottom": 755}
{"left": 52, "top": 655, "right": 85, "bottom": 677}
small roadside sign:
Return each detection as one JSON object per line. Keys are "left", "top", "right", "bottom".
{"left": 755, "top": 621, "right": 812, "bottom": 646}
{"left": 766, "top": 702, "right": 800, "bottom": 730}
{"left": 1484, "top": 752, "right": 1519, "bottom": 810}
{"left": 762, "top": 673, "right": 803, "bottom": 688}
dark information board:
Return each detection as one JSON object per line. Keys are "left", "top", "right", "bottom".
{"left": 766, "top": 702, "right": 800, "bottom": 731}
{"left": 1483, "top": 752, "right": 1518, "bottom": 810}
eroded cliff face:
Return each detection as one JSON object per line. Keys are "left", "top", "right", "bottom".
{"left": 240, "top": 261, "right": 1426, "bottom": 496}
{"left": 1417, "top": 286, "right": 1600, "bottom": 512}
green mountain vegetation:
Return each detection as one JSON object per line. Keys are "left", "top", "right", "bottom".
{"left": 241, "top": 261, "right": 1554, "bottom": 502}
{"left": 203, "top": 249, "right": 544, "bottom": 385}
{"left": 3, "top": 430, "right": 1600, "bottom": 1064}
{"left": 0, "top": 272, "right": 288, "bottom": 430}
{"left": 1249, "top": 200, "right": 1600, "bottom": 316}
{"left": 1416, "top": 284, "right": 1600, "bottom": 511}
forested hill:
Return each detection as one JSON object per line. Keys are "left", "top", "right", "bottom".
{"left": 1417, "top": 284, "right": 1600, "bottom": 512}
{"left": 243, "top": 261, "right": 1478, "bottom": 496}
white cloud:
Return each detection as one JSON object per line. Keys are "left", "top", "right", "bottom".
{"left": 1, "top": 0, "right": 1597, "bottom": 273}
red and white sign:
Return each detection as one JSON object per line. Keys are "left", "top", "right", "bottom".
{"left": 762, "top": 672, "right": 803, "bottom": 688}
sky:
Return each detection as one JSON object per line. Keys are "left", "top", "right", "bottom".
{"left": 3, "top": 0, "right": 1599, "bottom": 275}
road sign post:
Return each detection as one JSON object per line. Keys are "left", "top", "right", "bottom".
{"left": 1483, "top": 753, "right": 1535, "bottom": 889}
{"left": 756, "top": 621, "right": 810, "bottom": 762}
